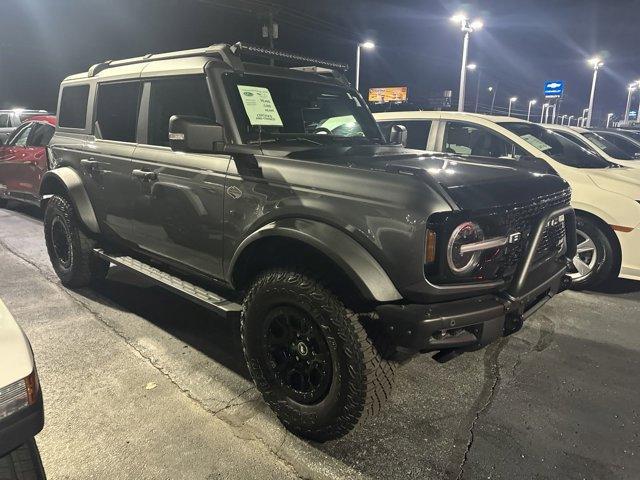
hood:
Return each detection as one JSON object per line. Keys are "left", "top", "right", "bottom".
{"left": 279, "top": 145, "right": 569, "bottom": 210}
{"left": 589, "top": 168, "right": 640, "bottom": 199}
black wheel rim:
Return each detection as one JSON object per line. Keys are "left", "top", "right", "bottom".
{"left": 263, "top": 306, "right": 333, "bottom": 405}
{"left": 51, "top": 216, "right": 72, "bottom": 268}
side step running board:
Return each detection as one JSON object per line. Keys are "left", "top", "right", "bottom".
{"left": 93, "top": 249, "right": 243, "bottom": 320}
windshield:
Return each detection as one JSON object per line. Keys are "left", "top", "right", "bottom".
{"left": 224, "top": 73, "right": 384, "bottom": 145}
{"left": 497, "top": 121, "right": 614, "bottom": 169}
{"left": 576, "top": 132, "right": 635, "bottom": 160}
{"left": 585, "top": 132, "right": 640, "bottom": 158}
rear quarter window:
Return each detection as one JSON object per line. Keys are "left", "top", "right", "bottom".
{"left": 58, "top": 84, "right": 90, "bottom": 129}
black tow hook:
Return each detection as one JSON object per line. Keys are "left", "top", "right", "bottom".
{"left": 432, "top": 349, "right": 462, "bottom": 364}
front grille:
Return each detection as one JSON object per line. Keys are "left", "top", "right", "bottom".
{"left": 502, "top": 188, "right": 571, "bottom": 270}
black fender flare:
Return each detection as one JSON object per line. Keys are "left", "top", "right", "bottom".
{"left": 229, "top": 218, "right": 402, "bottom": 303}
{"left": 39, "top": 167, "right": 100, "bottom": 234}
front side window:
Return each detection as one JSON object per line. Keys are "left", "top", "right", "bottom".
{"left": 0, "top": 114, "right": 9, "bottom": 128}
{"left": 59, "top": 85, "right": 90, "bottom": 129}
{"left": 9, "top": 124, "right": 34, "bottom": 147}
{"left": 224, "top": 73, "right": 384, "bottom": 146}
{"left": 28, "top": 123, "right": 55, "bottom": 147}
{"left": 444, "top": 121, "right": 517, "bottom": 158}
{"left": 378, "top": 120, "right": 432, "bottom": 150}
{"left": 498, "top": 122, "right": 613, "bottom": 169}
{"left": 589, "top": 132, "right": 640, "bottom": 157}
{"left": 95, "top": 82, "right": 141, "bottom": 143}
{"left": 147, "top": 76, "right": 215, "bottom": 147}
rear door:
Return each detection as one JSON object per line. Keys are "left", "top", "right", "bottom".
{"left": 84, "top": 81, "right": 141, "bottom": 242}
{"left": 130, "top": 75, "right": 229, "bottom": 279}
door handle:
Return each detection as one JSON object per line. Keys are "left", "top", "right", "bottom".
{"left": 80, "top": 158, "right": 100, "bottom": 171}
{"left": 132, "top": 169, "right": 158, "bottom": 182}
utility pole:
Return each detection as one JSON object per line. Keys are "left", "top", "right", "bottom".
{"left": 262, "top": 10, "right": 278, "bottom": 65}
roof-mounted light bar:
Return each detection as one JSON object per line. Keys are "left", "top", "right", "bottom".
{"left": 231, "top": 42, "right": 349, "bottom": 71}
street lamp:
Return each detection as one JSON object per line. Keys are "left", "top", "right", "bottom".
{"left": 451, "top": 13, "right": 483, "bottom": 112}
{"left": 568, "top": 115, "right": 574, "bottom": 126}
{"left": 606, "top": 113, "right": 614, "bottom": 128}
{"left": 466, "top": 63, "right": 481, "bottom": 112}
{"left": 508, "top": 97, "right": 518, "bottom": 117}
{"left": 355, "top": 40, "right": 375, "bottom": 91}
{"left": 624, "top": 82, "right": 638, "bottom": 123}
{"left": 586, "top": 56, "right": 604, "bottom": 127}
{"left": 540, "top": 103, "right": 549, "bottom": 124}
{"left": 488, "top": 86, "right": 497, "bottom": 114}
{"left": 527, "top": 99, "right": 537, "bottom": 122}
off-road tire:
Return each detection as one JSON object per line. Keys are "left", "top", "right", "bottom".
{"left": 241, "top": 268, "right": 395, "bottom": 442}
{"left": 0, "top": 439, "right": 46, "bottom": 480}
{"left": 44, "top": 195, "right": 109, "bottom": 288}
{"left": 570, "top": 215, "right": 615, "bottom": 290}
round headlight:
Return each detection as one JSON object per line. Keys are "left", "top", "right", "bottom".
{"left": 447, "top": 221, "right": 484, "bottom": 275}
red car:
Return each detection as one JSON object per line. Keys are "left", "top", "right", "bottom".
{"left": 0, "top": 116, "right": 56, "bottom": 207}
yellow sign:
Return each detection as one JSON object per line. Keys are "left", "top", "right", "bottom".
{"left": 368, "top": 87, "right": 408, "bottom": 103}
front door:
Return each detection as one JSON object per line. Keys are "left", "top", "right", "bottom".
{"left": 18, "top": 122, "right": 55, "bottom": 200}
{"left": 0, "top": 123, "right": 34, "bottom": 200}
{"left": 129, "top": 76, "right": 229, "bottom": 279}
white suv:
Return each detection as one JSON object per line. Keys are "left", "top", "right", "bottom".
{"left": 547, "top": 125, "right": 640, "bottom": 169}
{"left": 0, "top": 300, "right": 45, "bottom": 479}
{"left": 374, "top": 111, "right": 640, "bottom": 289}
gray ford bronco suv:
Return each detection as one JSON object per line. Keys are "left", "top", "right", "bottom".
{"left": 41, "top": 43, "right": 576, "bottom": 441}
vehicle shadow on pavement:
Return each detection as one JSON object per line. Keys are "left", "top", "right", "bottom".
{"left": 586, "top": 278, "right": 640, "bottom": 295}
{"left": 2, "top": 201, "right": 43, "bottom": 221}
{"left": 85, "top": 267, "right": 252, "bottom": 380}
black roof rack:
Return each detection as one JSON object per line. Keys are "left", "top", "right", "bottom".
{"left": 230, "top": 42, "right": 349, "bottom": 71}
{"left": 85, "top": 42, "right": 349, "bottom": 80}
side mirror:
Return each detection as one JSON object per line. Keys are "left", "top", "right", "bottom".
{"left": 169, "top": 115, "right": 224, "bottom": 153}
{"left": 389, "top": 124, "right": 408, "bottom": 147}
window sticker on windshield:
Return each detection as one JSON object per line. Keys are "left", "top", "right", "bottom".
{"left": 520, "top": 133, "right": 552, "bottom": 152}
{"left": 237, "top": 85, "right": 283, "bottom": 126}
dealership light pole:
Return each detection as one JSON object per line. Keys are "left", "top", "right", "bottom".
{"left": 451, "top": 13, "right": 483, "bottom": 112}
{"left": 508, "top": 97, "right": 518, "bottom": 117}
{"left": 568, "top": 115, "right": 574, "bottom": 126}
{"left": 488, "top": 86, "right": 497, "bottom": 114}
{"left": 586, "top": 57, "right": 604, "bottom": 127}
{"left": 526, "top": 99, "right": 537, "bottom": 122}
{"left": 540, "top": 103, "right": 548, "bottom": 124}
{"left": 606, "top": 113, "right": 614, "bottom": 128}
{"left": 466, "top": 63, "right": 482, "bottom": 112}
{"left": 355, "top": 41, "right": 375, "bottom": 92}
{"left": 624, "top": 83, "right": 637, "bottom": 123}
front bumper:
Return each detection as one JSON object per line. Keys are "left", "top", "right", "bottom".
{"left": 0, "top": 392, "right": 44, "bottom": 457}
{"left": 377, "top": 268, "right": 571, "bottom": 353}
{"left": 376, "top": 205, "right": 576, "bottom": 356}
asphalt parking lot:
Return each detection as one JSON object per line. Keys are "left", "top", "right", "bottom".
{"left": 0, "top": 202, "right": 638, "bottom": 480}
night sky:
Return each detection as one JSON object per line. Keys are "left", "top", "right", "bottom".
{"left": 2, "top": 0, "right": 639, "bottom": 124}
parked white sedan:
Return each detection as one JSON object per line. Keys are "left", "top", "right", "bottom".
{"left": 0, "top": 299, "right": 45, "bottom": 479}
{"left": 546, "top": 125, "right": 640, "bottom": 169}
{"left": 374, "top": 111, "right": 640, "bottom": 289}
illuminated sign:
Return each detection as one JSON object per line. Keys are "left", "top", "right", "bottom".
{"left": 544, "top": 80, "right": 564, "bottom": 98}
{"left": 368, "top": 86, "right": 408, "bottom": 103}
